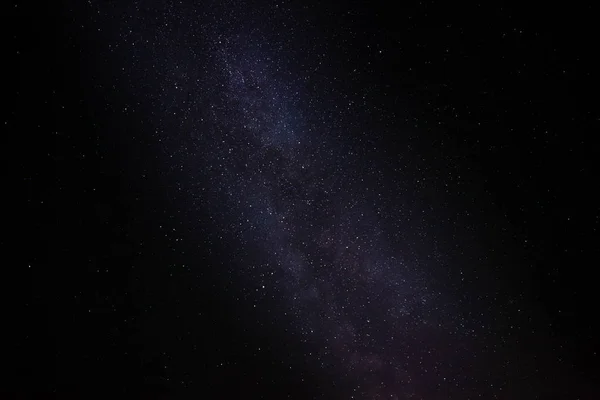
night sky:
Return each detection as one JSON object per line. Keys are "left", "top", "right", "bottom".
{"left": 12, "top": 1, "right": 599, "bottom": 399}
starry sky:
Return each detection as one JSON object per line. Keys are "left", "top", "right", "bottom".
{"left": 13, "top": 0, "right": 599, "bottom": 399}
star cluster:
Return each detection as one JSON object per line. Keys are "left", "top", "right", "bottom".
{"left": 96, "top": 2, "right": 524, "bottom": 396}
{"left": 82, "top": 1, "right": 542, "bottom": 397}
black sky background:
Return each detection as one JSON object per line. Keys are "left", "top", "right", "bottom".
{"left": 9, "top": 1, "right": 599, "bottom": 398}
